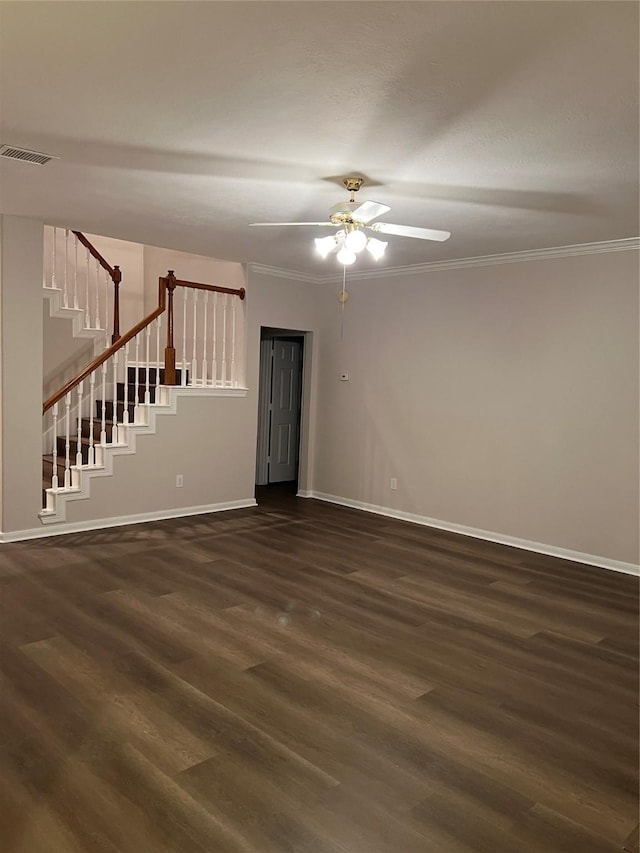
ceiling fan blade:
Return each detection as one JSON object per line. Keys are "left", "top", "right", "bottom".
{"left": 373, "top": 222, "right": 451, "bottom": 241}
{"left": 350, "top": 200, "right": 391, "bottom": 224}
{"left": 249, "top": 221, "right": 334, "bottom": 227}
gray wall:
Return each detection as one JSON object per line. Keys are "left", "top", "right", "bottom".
{"left": 42, "top": 302, "right": 95, "bottom": 398}
{"left": 1, "top": 216, "right": 44, "bottom": 533}
{"left": 3, "top": 222, "right": 636, "bottom": 568}
{"left": 60, "top": 393, "right": 256, "bottom": 524}
{"left": 62, "top": 265, "right": 326, "bottom": 525}
{"left": 313, "top": 250, "right": 639, "bottom": 565}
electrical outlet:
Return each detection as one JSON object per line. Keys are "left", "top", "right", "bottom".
{"left": 176, "top": 474, "right": 184, "bottom": 488}
{"left": 390, "top": 478, "right": 397, "bottom": 490}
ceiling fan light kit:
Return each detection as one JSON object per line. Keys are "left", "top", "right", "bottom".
{"left": 366, "top": 237, "right": 388, "bottom": 261}
{"left": 336, "top": 246, "right": 357, "bottom": 266}
{"left": 250, "top": 176, "right": 451, "bottom": 267}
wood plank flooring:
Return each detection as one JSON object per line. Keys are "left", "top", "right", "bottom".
{"left": 0, "top": 484, "right": 637, "bottom": 852}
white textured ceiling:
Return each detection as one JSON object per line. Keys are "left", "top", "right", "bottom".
{"left": 0, "top": 1, "right": 638, "bottom": 275}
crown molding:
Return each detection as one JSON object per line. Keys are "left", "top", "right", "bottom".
{"left": 247, "top": 263, "right": 322, "bottom": 284}
{"left": 248, "top": 237, "right": 640, "bottom": 285}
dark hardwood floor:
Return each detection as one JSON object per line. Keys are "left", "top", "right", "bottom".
{"left": 1, "top": 486, "right": 638, "bottom": 852}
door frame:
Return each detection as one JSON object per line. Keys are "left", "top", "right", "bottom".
{"left": 256, "top": 327, "right": 310, "bottom": 487}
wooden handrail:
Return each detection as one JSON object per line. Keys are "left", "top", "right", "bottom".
{"left": 72, "top": 230, "right": 122, "bottom": 341}
{"left": 72, "top": 231, "right": 118, "bottom": 280}
{"left": 43, "top": 270, "right": 246, "bottom": 414}
{"left": 173, "top": 278, "right": 245, "bottom": 299}
{"left": 43, "top": 277, "right": 167, "bottom": 414}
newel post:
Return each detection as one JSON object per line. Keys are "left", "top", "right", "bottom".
{"left": 111, "top": 265, "right": 122, "bottom": 343}
{"left": 164, "top": 271, "right": 177, "bottom": 385}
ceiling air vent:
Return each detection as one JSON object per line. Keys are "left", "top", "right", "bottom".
{"left": 0, "top": 145, "right": 58, "bottom": 165}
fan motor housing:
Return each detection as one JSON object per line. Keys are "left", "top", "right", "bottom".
{"left": 329, "top": 201, "right": 362, "bottom": 226}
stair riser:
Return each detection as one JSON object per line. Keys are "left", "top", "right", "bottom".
{"left": 79, "top": 418, "right": 114, "bottom": 442}
{"left": 115, "top": 383, "right": 159, "bottom": 404}
{"left": 127, "top": 367, "right": 187, "bottom": 385}
{"left": 55, "top": 437, "right": 97, "bottom": 462}
{"left": 95, "top": 400, "right": 135, "bottom": 422}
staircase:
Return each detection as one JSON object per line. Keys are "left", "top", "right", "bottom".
{"left": 40, "top": 246, "right": 247, "bottom": 525}
{"left": 42, "top": 366, "right": 187, "bottom": 505}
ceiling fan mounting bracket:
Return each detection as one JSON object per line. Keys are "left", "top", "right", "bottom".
{"left": 343, "top": 177, "right": 364, "bottom": 194}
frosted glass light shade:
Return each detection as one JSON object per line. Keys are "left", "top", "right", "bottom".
{"left": 344, "top": 228, "right": 368, "bottom": 253}
{"left": 366, "top": 237, "right": 388, "bottom": 261}
{"left": 314, "top": 235, "right": 337, "bottom": 259}
{"left": 336, "top": 246, "right": 356, "bottom": 266}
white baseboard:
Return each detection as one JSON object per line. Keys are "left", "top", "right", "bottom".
{"left": 299, "top": 491, "right": 639, "bottom": 577}
{"left": 1, "top": 499, "right": 257, "bottom": 543}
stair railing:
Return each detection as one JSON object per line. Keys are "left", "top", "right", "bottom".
{"left": 43, "top": 226, "right": 122, "bottom": 345}
{"left": 42, "top": 272, "right": 246, "bottom": 504}
{"left": 163, "top": 273, "right": 247, "bottom": 387}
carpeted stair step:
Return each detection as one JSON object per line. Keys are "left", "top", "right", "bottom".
{"left": 55, "top": 435, "right": 94, "bottom": 463}
{"left": 78, "top": 417, "right": 118, "bottom": 441}
{"left": 96, "top": 400, "right": 137, "bottom": 421}
{"left": 127, "top": 366, "right": 188, "bottom": 385}
{"left": 115, "top": 382, "right": 159, "bottom": 404}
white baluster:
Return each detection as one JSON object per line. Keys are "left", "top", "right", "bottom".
{"left": 221, "top": 294, "right": 228, "bottom": 386}
{"left": 76, "top": 381, "right": 84, "bottom": 468}
{"left": 231, "top": 296, "right": 237, "bottom": 387}
{"left": 94, "top": 259, "right": 101, "bottom": 330}
{"left": 85, "top": 249, "right": 90, "bottom": 328}
{"left": 64, "top": 393, "right": 71, "bottom": 488}
{"left": 212, "top": 292, "right": 218, "bottom": 386}
{"left": 100, "top": 361, "right": 107, "bottom": 454}
{"left": 42, "top": 235, "right": 47, "bottom": 290}
{"left": 191, "top": 289, "right": 198, "bottom": 385}
{"left": 63, "top": 229, "right": 69, "bottom": 308}
{"left": 51, "top": 402, "right": 59, "bottom": 490}
{"left": 145, "top": 325, "right": 151, "bottom": 408}
{"left": 52, "top": 227, "right": 57, "bottom": 291}
{"left": 43, "top": 227, "right": 49, "bottom": 289}
{"left": 201, "top": 291, "right": 208, "bottom": 384}
{"left": 181, "top": 287, "right": 188, "bottom": 386}
{"left": 122, "top": 342, "right": 130, "bottom": 427}
{"left": 103, "top": 268, "right": 109, "bottom": 347}
{"left": 88, "top": 372, "right": 96, "bottom": 465}
{"left": 112, "top": 350, "right": 119, "bottom": 445}
{"left": 73, "top": 233, "right": 79, "bottom": 309}
{"left": 134, "top": 333, "right": 141, "bottom": 423}
{"left": 155, "top": 315, "right": 161, "bottom": 391}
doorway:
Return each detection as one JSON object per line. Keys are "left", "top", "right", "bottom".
{"left": 256, "top": 328, "right": 305, "bottom": 488}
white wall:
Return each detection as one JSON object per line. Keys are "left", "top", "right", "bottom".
{"left": 312, "top": 249, "right": 639, "bottom": 566}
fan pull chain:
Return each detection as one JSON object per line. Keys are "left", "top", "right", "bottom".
{"left": 340, "top": 265, "right": 346, "bottom": 341}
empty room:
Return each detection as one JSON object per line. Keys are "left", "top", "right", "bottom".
{"left": 0, "top": 2, "right": 638, "bottom": 851}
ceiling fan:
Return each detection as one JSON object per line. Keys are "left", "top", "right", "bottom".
{"left": 249, "top": 177, "right": 451, "bottom": 265}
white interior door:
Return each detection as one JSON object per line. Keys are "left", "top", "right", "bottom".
{"left": 268, "top": 338, "right": 302, "bottom": 483}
